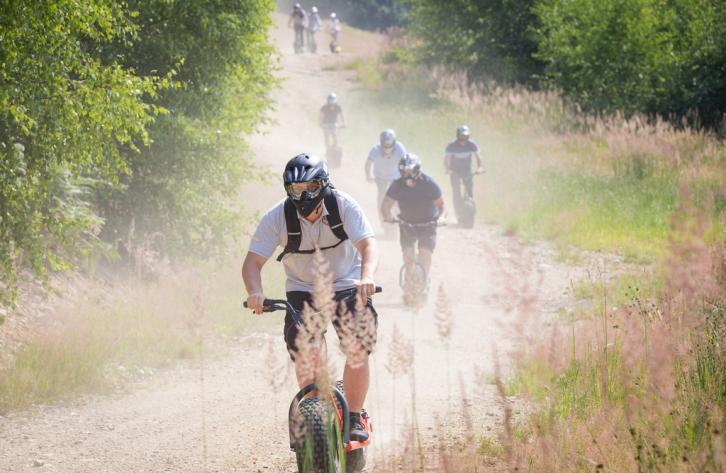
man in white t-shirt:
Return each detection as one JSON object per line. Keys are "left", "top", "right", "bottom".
{"left": 242, "top": 153, "right": 378, "bottom": 442}
{"left": 365, "top": 129, "right": 407, "bottom": 228}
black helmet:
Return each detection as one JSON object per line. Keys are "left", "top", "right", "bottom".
{"left": 283, "top": 153, "right": 330, "bottom": 217}
{"left": 380, "top": 128, "right": 396, "bottom": 148}
{"left": 398, "top": 153, "right": 422, "bottom": 178}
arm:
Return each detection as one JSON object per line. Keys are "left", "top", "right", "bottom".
{"left": 473, "top": 152, "right": 483, "bottom": 171}
{"left": 381, "top": 196, "right": 396, "bottom": 223}
{"left": 365, "top": 160, "right": 374, "bottom": 182}
{"left": 242, "top": 251, "right": 269, "bottom": 314}
{"left": 338, "top": 109, "right": 346, "bottom": 127}
{"left": 434, "top": 196, "right": 447, "bottom": 221}
{"left": 355, "top": 237, "right": 379, "bottom": 298}
{"left": 444, "top": 153, "right": 452, "bottom": 174}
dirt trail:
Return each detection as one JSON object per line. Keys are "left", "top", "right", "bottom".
{"left": 0, "top": 13, "right": 586, "bottom": 473}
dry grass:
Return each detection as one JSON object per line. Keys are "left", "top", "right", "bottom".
{"left": 0, "top": 263, "right": 279, "bottom": 412}
{"left": 455, "top": 191, "right": 724, "bottom": 471}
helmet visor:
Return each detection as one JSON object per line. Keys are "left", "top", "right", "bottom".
{"left": 400, "top": 167, "right": 420, "bottom": 179}
{"left": 286, "top": 180, "right": 323, "bottom": 200}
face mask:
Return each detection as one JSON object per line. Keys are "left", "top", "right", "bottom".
{"left": 291, "top": 192, "right": 325, "bottom": 217}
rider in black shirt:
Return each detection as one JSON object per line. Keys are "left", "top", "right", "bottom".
{"left": 381, "top": 154, "right": 446, "bottom": 277}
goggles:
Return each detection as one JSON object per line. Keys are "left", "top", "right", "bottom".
{"left": 400, "top": 168, "right": 420, "bottom": 179}
{"left": 286, "top": 180, "right": 324, "bottom": 200}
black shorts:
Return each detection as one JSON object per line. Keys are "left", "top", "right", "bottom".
{"left": 399, "top": 223, "right": 437, "bottom": 251}
{"left": 283, "top": 290, "right": 379, "bottom": 360}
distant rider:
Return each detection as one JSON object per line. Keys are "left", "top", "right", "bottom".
{"left": 365, "top": 129, "right": 407, "bottom": 227}
{"left": 307, "top": 6, "right": 321, "bottom": 51}
{"left": 329, "top": 12, "right": 341, "bottom": 52}
{"left": 444, "top": 125, "right": 483, "bottom": 223}
{"left": 288, "top": 3, "right": 308, "bottom": 51}
{"left": 381, "top": 154, "right": 446, "bottom": 278}
{"left": 319, "top": 93, "right": 345, "bottom": 150}
{"left": 242, "top": 153, "right": 379, "bottom": 442}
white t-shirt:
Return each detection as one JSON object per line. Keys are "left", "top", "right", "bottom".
{"left": 367, "top": 141, "right": 407, "bottom": 181}
{"left": 249, "top": 190, "right": 374, "bottom": 292}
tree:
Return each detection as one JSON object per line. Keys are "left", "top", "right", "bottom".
{"left": 407, "top": 0, "right": 543, "bottom": 84}
{"left": 97, "top": 0, "right": 277, "bottom": 257}
{"left": 0, "top": 0, "right": 277, "bottom": 304}
{"left": 533, "top": 0, "right": 725, "bottom": 125}
{"left": 343, "top": 0, "right": 408, "bottom": 30}
{"left": 0, "top": 0, "right": 160, "bottom": 304}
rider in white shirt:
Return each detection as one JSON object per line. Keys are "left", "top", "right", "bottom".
{"left": 365, "top": 129, "right": 407, "bottom": 228}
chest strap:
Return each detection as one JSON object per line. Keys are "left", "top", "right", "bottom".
{"left": 276, "top": 187, "right": 349, "bottom": 262}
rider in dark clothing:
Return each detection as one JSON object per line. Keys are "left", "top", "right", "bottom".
{"left": 288, "top": 3, "right": 307, "bottom": 51}
{"left": 381, "top": 154, "right": 446, "bottom": 278}
{"left": 319, "top": 93, "right": 345, "bottom": 149}
{"left": 444, "top": 125, "right": 483, "bottom": 222}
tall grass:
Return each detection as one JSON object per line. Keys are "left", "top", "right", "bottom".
{"left": 0, "top": 263, "right": 283, "bottom": 412}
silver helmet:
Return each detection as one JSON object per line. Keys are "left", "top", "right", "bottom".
{"left": 456, "top": 125, "right": 470, "bottom": 139}
{"left": 380, "top": 129, "right": 396, "bottom": 149}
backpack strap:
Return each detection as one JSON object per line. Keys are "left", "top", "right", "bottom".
{"left": 323, "top": 187, "right": 349, "bottom": 242}
{"left": 276, "top": 198, "right": 302, "bottom": 262}
{"left": 275, "top": 188, "right": 349, "bottom": 262}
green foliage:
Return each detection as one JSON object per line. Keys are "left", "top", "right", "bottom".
{"left": 0, "top": 0, "right": 276, "bottom": 304}
{"left": 404, "top": 0, "right": 725, "bottom": 127}
{"left": 0, "top": 0, "right": 161, "bottom": 304}
{"left": 342, "top": 0, "right": 408, "bottom": 30}
{"left": 98, "top": 0, "right": 276, "bottom": 258}
{"left": 533, "top": 0, "right": 726, "bottom": 126}
{"left": 407, "top": 0, "right": 544, "bottom": 84}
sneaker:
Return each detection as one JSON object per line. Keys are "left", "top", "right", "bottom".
{"left": 349, "top": 411, "right": 369, "bottom": 442}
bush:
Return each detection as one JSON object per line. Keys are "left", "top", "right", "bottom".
{"left": 534, "top": 0, "right": 726, "bottom": 127}
{"left": 407, "top": 0, "right": 544, "bottom": 84}
{"left": 0, "top": 0, "right": 162, "bottom": 305}
{"left": 98, "top": 0, "right": 277, "bottom": 259}
{"left": 0, "top": 1, "right": 276, "bottom": 304}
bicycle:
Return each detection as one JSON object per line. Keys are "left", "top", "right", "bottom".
{"left": 452, "top": 169, "right": 484, "bottom": 229}
{"left": 324, "top": 125, "right": 345, "bottom": 169}
{"left": 389, "top": 218, "right": 444, "bottom": 307}
{"left": 244, "top": 286, "right": 382, "bottom": 473}
{"left": 307, "top": 31, "right": 318, "bottom": 53}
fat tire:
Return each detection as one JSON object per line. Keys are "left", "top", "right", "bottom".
{"left": 333, "top": 381, "right": 367, "bottom": 473}
{"left": 346, "top": 449, "right": 366, "bottom": 472}
{"left": 294, "top": 397, "right": 341, "bottom": 473}
{"left": 400, "top": 263, "right": 427, "bottom": 306}
{"left": 459, "top": 198, "right": 476, "bottom": 229}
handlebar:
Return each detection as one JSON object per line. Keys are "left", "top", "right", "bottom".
{"left": 243, "top": 286, "right": 383, "bottom": 320}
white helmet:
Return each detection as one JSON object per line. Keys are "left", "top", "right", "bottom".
{"left": 330, "top": 12, "right": 337, "bottom": 19}
{"left": 380, "top": 129, "right": 396, "bottom": 149}
{"left": 327, "top": 92, "right": 337, "bottom": 105}
{"left": 311, "top": 6, "right": 318, "bottom": 13}
{"left": 457, "top": 125, "right": 471, "bottom": 138}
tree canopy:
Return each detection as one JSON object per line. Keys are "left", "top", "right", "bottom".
{"left": 406, "top": 0, "right": 725, "bottom": 127}
{"left": 0, "top": 0, "right": 276, "bottom": 304}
